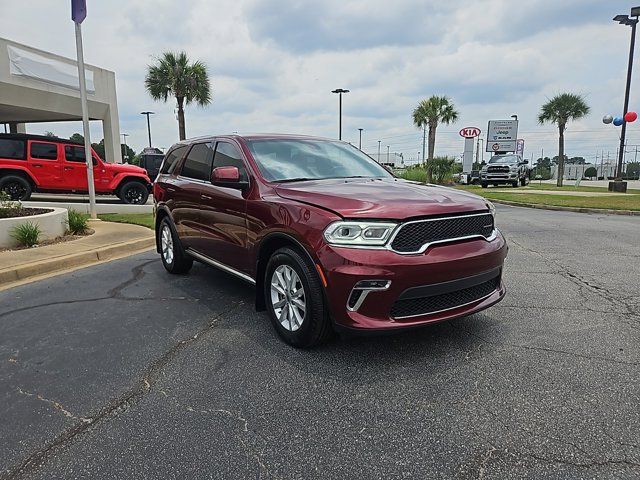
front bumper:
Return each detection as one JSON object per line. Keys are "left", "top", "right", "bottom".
{"left": 317, "top": 232, "right": 508, "bottom": 331}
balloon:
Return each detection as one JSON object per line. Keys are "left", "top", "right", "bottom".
{"left": 613, "top": 116, "right": 624, "bottom": 126}
{"left": 625, "top": 111, "right": 638, "bottom": 122}
{"left": 603, "top": 114, "right": 614, "bottom": 124}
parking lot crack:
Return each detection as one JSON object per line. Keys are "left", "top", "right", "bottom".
{"left": 16, "top": 387, "right": 92, "bottom": 424}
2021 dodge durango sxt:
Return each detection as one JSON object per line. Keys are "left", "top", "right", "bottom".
{"left": 153, "top": 134, "right": 507, "bottom": 347}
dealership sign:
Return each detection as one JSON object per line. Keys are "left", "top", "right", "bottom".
{"left": 486, "top": 119, "right": 518, "bottom": 152}
{"left": 459, "top": 127, "right": 481, "bottom": 138}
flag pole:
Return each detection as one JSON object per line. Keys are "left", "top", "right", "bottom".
{"left": 73, "top": 19, "right": 97, "bottom": 219}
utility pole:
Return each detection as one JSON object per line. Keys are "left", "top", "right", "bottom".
{"left": 358, "top": 128, "right": 363, "bottom": 150}
{"left": 421, "top": 125, "right": 426, "bottom": 166}
{"left": 377, "top": 140, "right": 381, "bottom": 163}
{"left": 387, "top": 145, "right": 390, "bottom": 164}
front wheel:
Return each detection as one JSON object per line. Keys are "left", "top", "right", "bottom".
{"left": 158, "top": 218, "right": 193, "bottom": 274}
{"left": 512, "top": 181, "right": 519, "bottom": 188}
{"left": 480, "top": 182, "right": 488, "bottom": 189}
{"left": 264, "top": 247, "right": 332, "bottom": 348}
{"left": 119, "top": 180, "right": 149, "bottom": 204}
{"left": 0, "top": 175, "right": 32, "bottom": 201}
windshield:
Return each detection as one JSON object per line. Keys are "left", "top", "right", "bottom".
{"left": 489, "top": 155, "right": 519, "bottom": 165}
{"left": 245, "top": 139, "right": 393, "bottom": 182}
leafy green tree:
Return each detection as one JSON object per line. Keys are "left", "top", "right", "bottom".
{"left": 538, "top": 93, "right": 590, "bottom": 187}
{"left": 412, "top": 95, "right": 459, "bottom": 182}
{"left": 92, "top": 139, "right": 105, "bottom": 159}
{"left": 121, "top": 144, "right": 136, "bottom": 163}
{"left": 584, "top": 166, "right": 597, "bottom": 179}
{"left": 70, "top": 133, "right": 84, "bottom": 143}
{"left": 44, "top": 131, "right": 58, "bottom": 138}
{"left": 145, "top": 51, "right": 212, "bottom": 140}
{"left": 626, "top": 162, "right": 640, "bottom": 177}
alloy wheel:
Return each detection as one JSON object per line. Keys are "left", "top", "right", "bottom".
{"left": 3, "top": 182, "right": 26, "bottom": 200}
{"left": 270, "top": 265, "right": 306, "bottom": 332}
{"left": 125, "top": 186, "right": 145, "bottom": 204}
{"left": 161, "top": 225, "right": 174, "bottom": 264}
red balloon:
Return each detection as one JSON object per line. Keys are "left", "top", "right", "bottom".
{"left": 624, "top": 111, "right": 638, "bottom": 122}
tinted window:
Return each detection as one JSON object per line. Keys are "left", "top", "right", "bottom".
{"left": 245, "top": 139, "right": 392, "bottom": 182}
{"left": 180, "top": 143, "right": 214, "bottom": 181}
{"left": 0, "top": 138, "right": 26, "bottom": 160}
{"left": 213, "top": 142, "right": 247, "bottom": 181}
{"left": 30, "top": 142, "right": 58, "bottom": 160}
{"left": 160, "top": 146, "right": 187, "bottom": 175}
{"left": 65, "top": 146, "right": 97, "bottom": 166}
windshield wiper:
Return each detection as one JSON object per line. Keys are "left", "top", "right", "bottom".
{"left": 274, "top": 177, "right": 315, "bottom": 183}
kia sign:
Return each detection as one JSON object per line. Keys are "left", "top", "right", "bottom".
{"left": 486, "top": 119, "right": 518, "bottom": 152}
{"left": 459, "top": 127, "right": 481, "bottom": 138}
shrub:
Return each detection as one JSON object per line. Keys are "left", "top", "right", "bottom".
{"left": 584, "top": 167, "right": 597, "bottom": 179}
{"left": 67, "top": 209, "right": 89, "bottom": 235}
{"left": 430, "top": 157, "right": 456, "bottom": 184}
{"left": 399, "top": 166, "right": 428, "bottom": 183}
{"left": 0, "top": 191, "right": 22, "bottom": 217}
{"left": 10, "top": 222, "right": 41, "bottom": 247}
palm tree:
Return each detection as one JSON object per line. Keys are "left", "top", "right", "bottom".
{"left": 538, "top": 93, "right": 590, "bottom": 187}
{"left": 145, "top": 52, "right": 212, "bottom": 141}
{"left": 413, "top": 96, "right": 459, "bottom": 183}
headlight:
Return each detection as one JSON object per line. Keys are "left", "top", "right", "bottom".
{"left": 324, "top": 221, "right": 397, "bottom": 247}
{"left": 487, "top": 201, "right": 496, "bottom": 219}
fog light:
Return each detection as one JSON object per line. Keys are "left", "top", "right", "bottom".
{"left": 347, "top": 280, "right": 391, "bottom": 312}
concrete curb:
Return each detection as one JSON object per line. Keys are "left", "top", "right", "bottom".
{"left": 0, "top": 237, "right": 155, "bottom": 288}
{"left": 491, "top": 199, "right": 640, "bottom": 216}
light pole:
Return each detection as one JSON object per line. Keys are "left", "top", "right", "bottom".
{"left": 140, "top": 111, "right": 154, "bottom": 148}
{"left": 386, "top": 145, "right": 390, "bottom": 164}
{"left": 121, "top": 133, "right": 129, "bottom": 163}
{"left": 358, "top": 128, "right": 364, "bottom": 150}
{"left": 612, "top": 8, "right": 640, "bottom": 191}
{"left": 377, "top": 140, "right": 381, "bottom": 163}
{"left": 331, "top": 88, "right": 349, "bottom": 140}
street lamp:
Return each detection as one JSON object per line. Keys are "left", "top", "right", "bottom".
{"left": 386, "top": 145, "right": 390, "bottom": 164}
{"left": 358, "top": 128, "right": 364, "bottom": 150}
{"left": 121, "top": 133, "right": 129, "bottom": 163}
{"left": 331, "top": 88, "right": 349, "bottom": 140}
{"left": 611, "top": 8, "right": 640, "bottom": 192}
{"left": 378, "top": 140, "right": 381, "bottom": 163}
{"left": 140, "top": 111, "right": 155, "bottom": 148}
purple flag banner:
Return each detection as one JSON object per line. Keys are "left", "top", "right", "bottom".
{"left": 71, "top": 0, "right": 87, "bottom": 23}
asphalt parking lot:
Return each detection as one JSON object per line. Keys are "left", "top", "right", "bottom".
{"left": 0, "top": 205, "right": 638, "bottom": 479}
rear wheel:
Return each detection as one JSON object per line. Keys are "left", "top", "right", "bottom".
{"left": 119, "top": 180, "right": 149, "bottom": 204}
{"left": 480, "top": 182, "right": 488, "bottom": 188}
{"left": 0, "top": 175, "right": 32, "bottom": 201}
{"left": 512, "top": 181, "right": 519, "bottom": 188}
{"left": 158, "top": 218, "right": 193, "bottom": 274}
{"left": 264, "top": 247, "right": 331, "bottom": 348}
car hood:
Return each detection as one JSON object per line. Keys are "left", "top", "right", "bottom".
{"left": 106, "top": 162, "right": 149, "bottom": 176}
{"left": 274, "top": 178, "right": 490, "bottom": 220}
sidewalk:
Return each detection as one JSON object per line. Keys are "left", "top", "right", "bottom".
{"left": 0, "top": 221, "right": 155, "bottom": 289}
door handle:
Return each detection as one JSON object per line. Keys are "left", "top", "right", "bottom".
{"left": 64, "top": 166, "right": 74, "bottom": 171}
{"left": 32, "top": 164, "right": 43, "bottom": 168}
{"left": 201, "top": 194, "right": 213, "bottom": 200}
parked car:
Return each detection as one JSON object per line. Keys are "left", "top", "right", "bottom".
{"left": 137, "top": 148, "right": 165, "bottom": 181}
{"left": 0, "top": 133, "right": 151, "bottom": 203}
{"left": 480, "top": 154, "right": 529, "bottom": 188}
{"left": 154, "top": 134, "right": 507, "bottom": 347}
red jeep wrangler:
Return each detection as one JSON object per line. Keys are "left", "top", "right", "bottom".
{"left": 0, "top": 134, "right": 151, "bottom": 204}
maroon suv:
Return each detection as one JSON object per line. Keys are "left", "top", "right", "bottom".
{"left": 154, "top": 134, "right": 507, "bottom": 347}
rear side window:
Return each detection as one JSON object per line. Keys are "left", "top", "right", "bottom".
{"left": 0, "top": 138, "right": 26, "bottom": 160}
{"left": 65, "top": 145, "right": 97, "bottom": 166}
{"left": 30, "top": 142, "right": 58, "bottom": 160}
{"left": 160, "top": 146, "right": 187, "bottom": 175}
{"left": 213, "top": 142, "right": 248, "bottom": 181}
{"left": 180, "top": 143, "right": 214, "bottom": 181}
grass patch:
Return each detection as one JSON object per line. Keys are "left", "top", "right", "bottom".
{"left": 473, "top": 191, "right": 640, "bottom": 211}
{"left": 98, "top": 213, "right": 154, "bottom": 229}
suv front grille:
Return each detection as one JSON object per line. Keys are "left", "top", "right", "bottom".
{"left": 390, "top": 274, "right": 501, "bottom": 319}
{"left": 487, "top": 165, "right": 510, "bottom": 173}
{"left": 390, "top": 213, "right": 494, "bottom": 253}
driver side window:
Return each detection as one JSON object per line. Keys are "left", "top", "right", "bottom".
{"left": 213, "top": 142, "right": 248, "bottom": 182}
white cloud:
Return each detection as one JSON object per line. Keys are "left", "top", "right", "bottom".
{"left": 2, "top": 0, "right": 639, "bottom": 165}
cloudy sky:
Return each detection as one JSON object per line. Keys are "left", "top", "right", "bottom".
{"left": 2, "top": 0, "right": 640, "bottom": 165}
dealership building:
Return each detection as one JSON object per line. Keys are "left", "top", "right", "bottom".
{"left": 0, "top": 36, "right": 122, "bottom": 163}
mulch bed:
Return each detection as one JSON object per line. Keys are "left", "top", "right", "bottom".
{"left": 0, "top": 207, "right": 53, "bottom": 219}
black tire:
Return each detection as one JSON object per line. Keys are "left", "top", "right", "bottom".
{"left": 0, "top": 175, "right": 32, "bottom": 201}
{"left": 512, "top": 181, "right": 519, "bottom": 188}
{"left": 480, "top": 182, "right": 488, "bottom": 188}
{"left": 158, "top": 217, "right": 193, "bottom": 274}
{"left": 520, "top": 176, "right": 527, "bottom": 187}
{"left": 119, "top": 180, "right": 149, "bottom": 204}
{"left": 264, "top": 247, "right": 332, "bottom": 348}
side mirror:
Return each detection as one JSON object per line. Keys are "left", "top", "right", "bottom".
{"left": 211, "top": 166, "right": 249, "bottom": 189}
